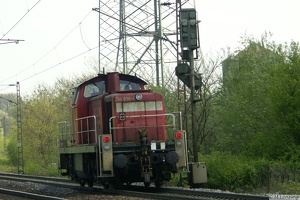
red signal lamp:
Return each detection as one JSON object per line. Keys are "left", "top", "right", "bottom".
{"left": 175, "top": 132, "right": 183, "bottom": 139}
{"left": 104, "top": 136, "right": 110, "bottom": 143}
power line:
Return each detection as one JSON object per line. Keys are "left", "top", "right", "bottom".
{"left": 1, "top": 0, "right": 42, "bottom": 39}
{"left": 1, "top": 10, "right": 93, "bottom": 84}
{"left": 0, "top": 96, "right": 16, "bottom": 105}
{"left": 0, "top": 45, "right": 98, "bottom": 93}
{"left": 20, "top": 45, "right": 98, "bottom": 83}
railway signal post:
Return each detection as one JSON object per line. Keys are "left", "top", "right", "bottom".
{"left": 176, "top": 8, "right": 207, "bottom": 186}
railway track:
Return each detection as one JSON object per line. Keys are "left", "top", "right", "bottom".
{"left": 120, "top": 185, "right": 270, "bottom": 200}
{"left": 0, "top": 172, "right": 269, "bottom": 200}
{"left": 0, "top": 187, "right": 64, "bottom": 200}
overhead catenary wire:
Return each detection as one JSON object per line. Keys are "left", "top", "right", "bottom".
{"left": 79, "top": 22, "right": 91, "bottom": 50}
{"left": 20, "top": 45, "right": 98, "bottom": 83}
{"left": 1, "top": 0, "right": 42, "bottom": 39}
{"left": 0, "top": 45, "right": 98, "bottom": 93}
{"left": 1, "top": 10, "right": 93, "bottom": 84}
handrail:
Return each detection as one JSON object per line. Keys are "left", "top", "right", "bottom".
{"left": 98, "top": 135, "right": 102, "bottom": 177}
{"left": 58, "top": 115, "right": 97, "bottom": 147}
{"left": 57, "top": 121, "right": 72, "bottom": 147}
{"left": 75, "top": 115, "right": 97, "bottom": 145}
{"left": 172, "top": 111, "right": 182, "bottom": 130}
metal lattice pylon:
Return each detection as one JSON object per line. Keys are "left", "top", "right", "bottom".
{"left": 95, "top": 0, "right": 195, "bottom": 87}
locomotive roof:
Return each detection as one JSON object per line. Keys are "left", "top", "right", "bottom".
{"left": 75, "top": 72, "right": 147, "bottom": 88}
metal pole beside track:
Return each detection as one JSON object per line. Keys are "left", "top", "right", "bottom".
{"left": 16, "top": 82, "right": 24, "bottom": 174}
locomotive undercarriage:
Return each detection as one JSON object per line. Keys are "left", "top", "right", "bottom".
{"left": 112, "top": 141, "right": 179, "bottom": 188}
{"left": 59, "top": 152, "right": 97, "bottom": 187}
{"left": 59, "top": 141, "right": 179, "bottom": 189}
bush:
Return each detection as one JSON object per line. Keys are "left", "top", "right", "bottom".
{"left": 203, "top": 151, "right": 269, "bottom": 193}
{"left": 6, "top": 134, "right": 18, "bottom": 165}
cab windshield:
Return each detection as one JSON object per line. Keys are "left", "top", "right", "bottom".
{"left": 120, "top": 80, "right": 141, "bottom": 91}
{"left": 84, "top": 81, "right": 106, "bottom": 98}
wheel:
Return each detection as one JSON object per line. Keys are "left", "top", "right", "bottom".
{"left": 79, "top": 180, "right": 85, "bottom": 187}
{"left": 155, "top": 180, "right": 163, "bottom": 188}
{"left": 88, "top": 180, "right": 94, "bottom": 188}
{"left": 103, "top": 183, "right": 110, "bottom": 189}
{"left": 113, "top": 180, "right": 124, "bottom": 189}
{"left": 144, "top": 182, "right": 150, "bottom": 188}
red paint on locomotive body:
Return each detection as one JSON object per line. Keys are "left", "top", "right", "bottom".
{"left": 111, "top": 92, "right": 167, "bottom": 143}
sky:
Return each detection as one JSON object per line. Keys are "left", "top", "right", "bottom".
{"left": 0, "top": 0, "right": 299, "bottom": 95}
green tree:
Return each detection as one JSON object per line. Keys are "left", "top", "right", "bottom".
{"left": 193, "top": 53, "right": 223, "bottom": 155}
{"left": 21, "top": 73, "right": 94, "bottom": 174}
{"left": 22, "top": 85, "right": 61, "bottom": 172}
{"left": 216, "top": 34, "right": 300, "bottom": 160}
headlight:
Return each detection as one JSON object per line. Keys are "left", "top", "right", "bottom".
{"left": 103, "top": 143, "right": 111, "bottom": 151}
{"left": 176, "top": 140, "right": 183, "bottom": 147}
{"left": 135, "top": 93, "right": 142, "bottom": 100}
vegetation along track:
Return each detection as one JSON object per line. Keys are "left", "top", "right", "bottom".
{"left": 0, "top": 172, "right": 269, "bottom": 199}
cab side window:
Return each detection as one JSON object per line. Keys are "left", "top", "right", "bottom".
{"left": 72, "top": 88, "right": 80, "bottom": 105}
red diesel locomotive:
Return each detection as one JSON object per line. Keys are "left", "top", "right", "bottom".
{"left": 58, "top": 72, "right": 188, "bottom": 188}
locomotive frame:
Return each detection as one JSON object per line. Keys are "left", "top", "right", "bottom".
{"left": 57, "top": 72, "right": 192, "bottom": 188}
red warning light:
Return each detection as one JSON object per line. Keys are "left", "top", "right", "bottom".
{"left": 104, "top": 136, "right": 110, "bottom": 143}
{"left": 176, "top": 132, "right": 183, "bottom": 139}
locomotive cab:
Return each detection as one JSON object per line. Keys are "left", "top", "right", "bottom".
{"left": 58, "top": 72, "right": 188, "bottom": 188}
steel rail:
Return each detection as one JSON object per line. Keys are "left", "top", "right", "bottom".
{"left": 0, "top": 172, "right": 270, "bottom": 200}
{"left": 124, "top": 185, "right": 270, "bottom": 200}
{"left": 0, "top": 187, "right": 64, "bottom": 200}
